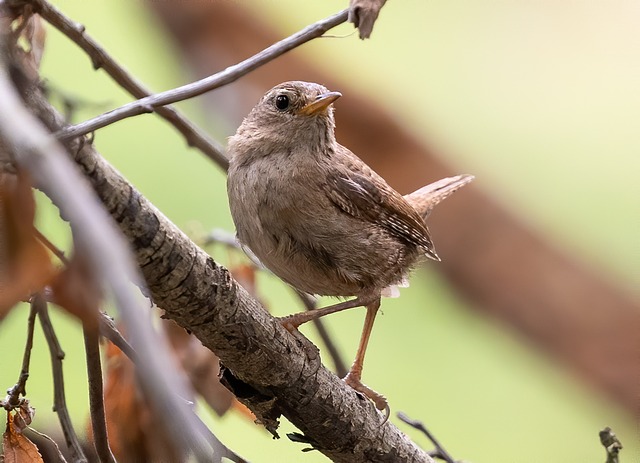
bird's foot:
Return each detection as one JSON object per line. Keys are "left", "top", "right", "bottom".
{"left": 344, "top": 371, "right": 390, "bottom": 423}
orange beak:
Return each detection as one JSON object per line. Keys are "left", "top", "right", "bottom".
{"left": 299, "top": 91, "right": 342, "bottom": 116}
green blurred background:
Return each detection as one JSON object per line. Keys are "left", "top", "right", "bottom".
{"left": 1, "top": 0, "right": 637, "bottom": 462}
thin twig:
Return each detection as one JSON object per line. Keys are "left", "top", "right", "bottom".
{"left": 0, "top": 60, "right": 246, "bottom": 463}
{"left": 83, "top": 323, "right": 117, "bottom": 463}
{"left": 97, "top": 311, "right": 138, "bottom": 363}
{"left": 397, "top": 412, "right": 458, "bottom": 463}
{"left": 2, "top": 299, "right": 38, "bottom": 410}
{"left": 55, "top": 8, "right": 349, "bottom": 144}
{"left": 34, "top": 227, "right": 70, "bottom": 264}
{"left": 21, "top": 0, "right": 228, "bottom": 169}
{"left": 27, "top": 426, "right": 69, "bottom": 463}
{"left": 204, "top": 228, "right": 349, "bottom": 377}
{"left": 35, "top": 293, "right": 89, "bottom": 463}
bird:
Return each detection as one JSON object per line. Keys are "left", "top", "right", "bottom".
{"left": 226, "top": 81, "right": 473, "bottom": 415}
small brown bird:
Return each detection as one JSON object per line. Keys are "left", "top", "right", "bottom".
{"left": 227, "top": 81, "right": 472, "bottom": 414}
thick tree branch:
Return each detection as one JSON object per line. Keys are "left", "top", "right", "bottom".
{"left": 14, "top": 53, "right": 434, "bottom": 463}
{"left": 55, "top": 8, "right": 349, "bottom": 144}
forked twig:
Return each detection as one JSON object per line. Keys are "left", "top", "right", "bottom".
{"left": 398, "top": 412, "right": 458, "bottom": 463}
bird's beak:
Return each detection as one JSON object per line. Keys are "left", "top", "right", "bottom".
{"left": 299, "top": 91, "right": 342, "bottom": 116}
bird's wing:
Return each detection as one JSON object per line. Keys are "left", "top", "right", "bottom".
{"left": 324, "top": 169, "right": 440, "bottom": 261}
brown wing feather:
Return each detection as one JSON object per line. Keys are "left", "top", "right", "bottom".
{"left": 324, "top": 148, "right": 439, "bottom": 260}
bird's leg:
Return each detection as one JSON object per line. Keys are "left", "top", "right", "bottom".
{"left": 343, "top": 298, "right": 389, "bottom": 419}
{"left": 278, "top": 296, "right": 371, "bottom": 331}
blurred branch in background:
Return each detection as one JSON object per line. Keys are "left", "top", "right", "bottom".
{"left": 146, "top": 0, "right": 639, "bottom": 414}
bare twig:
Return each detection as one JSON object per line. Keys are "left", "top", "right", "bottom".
{"left": 35, "top": 293, "right": 89, "bottom": 463}
{"left": 398, "top": 412, "right": 458, "bottom": 463}
{"left": 83, "top": 324, "right": 117, "bottom": 463}
{"left": 2, "top": 298, "right": 38, "bottom": 410}
{"left": 27, "top": 425, "right": 69, "bottom": 463}
{"left": 97, "top": 311, "right": 138, "bottom": 363}
{"left": 0, "top": 57, "right": 246, "bottom": 463}
{"left": 599, "top": 427, "right": 622, "bottom": 463}
{"left": 55, "top": 8, "right": 349, "bottom": 143}
{"left": 21, "top": 0, "right": 228, "bottom": 168}
{"left": 34, "top": 227, "right": 69, "bottom": 264}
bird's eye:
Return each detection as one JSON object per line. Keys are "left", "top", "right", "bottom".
{"left": 275, "top": 94, "right": 290, "bottom": 111}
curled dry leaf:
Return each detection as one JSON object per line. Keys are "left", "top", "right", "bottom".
{"left": 3, "top": 412, "right": 44, "bottom": 463}
{"left": 163, "top": 319, "right": 235, "bottom": 417}
{"left": 349, "top": 0, "right": 388, "bottom": 39}
{"left": 4, "top": 6, "right": 47, "bottom": 80}
{"left": 0, "top": 171, "right": 56, "bottom": 319}
{"left": 100, "top": 336, "right": 181, "bottom": 462}
{"left": 13, "top": 401, "right": 36, "bottom": 432}
{"left": 49, "top": 251, "right": 102, "bottom": 328}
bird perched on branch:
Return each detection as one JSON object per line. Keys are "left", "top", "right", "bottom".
{"left": 227, "top": 81, "right": 472, "bottom": 415}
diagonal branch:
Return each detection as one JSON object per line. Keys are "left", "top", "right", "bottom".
{"left": 15, "top": 46, "right": 434, "bottom": 463}
{"left": 55, "top": 8, "right": 349, "bottom": 145}
{"left": 20, "top": 0, "right": 228, "bottom": 168}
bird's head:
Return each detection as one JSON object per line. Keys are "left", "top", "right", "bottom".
{"left": 229, "top": 81, "right": 342, "bottom": 160}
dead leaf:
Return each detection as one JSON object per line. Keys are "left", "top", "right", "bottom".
{"left": 0, "top": 171, "right": 57, "bottom": 319}
{"left": 6, "top": 7, "right": 47, "bottom": 80}
{"left": 349, "top": 0, "right": 387, "bottom": 39}
{"left": 13, "top": 401, "right": 36, "bottom": 431}
{"left": 163, "top": 320, "right": 234, "bottom": 416}
{"left": 3, "top": 412, "right": 44, "bottom": 463}
{"left": 99, "top": 334, "right": 181, "bottom": 462}
{"left": 49, "top": 250, "right": 102, "bottom": 328}
{"left": 228, "top": 262, "right": 258, "bottom": 303}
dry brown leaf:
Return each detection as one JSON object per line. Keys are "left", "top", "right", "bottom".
{"left": 0, "top": 171, "right": 57, "bottom": 319}
{"left": 5, "top": 7, "right": 47, "bottom": 80}
{"left": 100, "top": 336, "right": 181, "bottom": 462}
{"left": 349, "top": 0, "right": 388, "bottom": 39}
{"left": 2, "top": 412, "right": 44, "bottom": 463}
{"left": 49, "top": 251, "right": 102, "bottom": 328}
{"left": 163, "top": 320, "right": 234, "bottom": 416}
{"left": 229, "top": 262, "right": 257, "bottom": 298}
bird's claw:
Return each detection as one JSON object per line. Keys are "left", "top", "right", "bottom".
{"left": 344, "top": 372, "right": 390, "bottom": 424}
